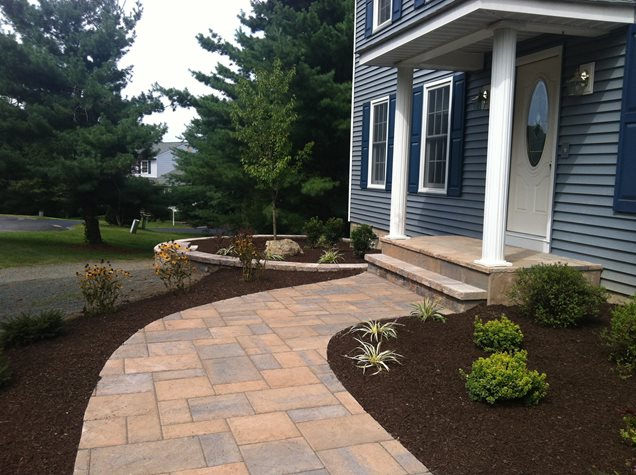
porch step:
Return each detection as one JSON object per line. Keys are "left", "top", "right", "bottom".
{"left": 365, "top": 253, "right": 487, "bottom": 312}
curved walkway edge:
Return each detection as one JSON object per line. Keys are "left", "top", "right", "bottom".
{"left": 74, "top": 272, "right": 432, "bottom": 475}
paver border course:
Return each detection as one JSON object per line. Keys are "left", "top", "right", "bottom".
{"left": 157, "top": 236, "right": 369, "bottom": 273}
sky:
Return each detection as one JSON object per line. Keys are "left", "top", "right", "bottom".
{"left": 121, "top": 0, "right": 253, "bottom": 142}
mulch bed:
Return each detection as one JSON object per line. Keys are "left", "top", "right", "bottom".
{"left": 328, "top": 304, "right": 636, "bottom": 475}
{"left": 0, "top": 267, "right": 362, "bottom": 475}
{"left": 191, "top": 236, "right": 379, "bottom": 264}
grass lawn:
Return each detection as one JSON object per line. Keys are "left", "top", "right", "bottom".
{"left": 0, "top": 222, "right": 194, "bottom": 268}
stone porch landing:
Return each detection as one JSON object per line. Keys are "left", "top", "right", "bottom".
{"left": 367, "top": 235, "right": 602, "bottom": 310}
{"left": 74, "top": 273, "right": 432, "bottom": 475}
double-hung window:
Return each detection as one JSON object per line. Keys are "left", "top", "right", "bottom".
{"left": 140, "top": 160, "right": 150, "bottom": 174}
{"left": 369, "top": 97, "right": 389, "bottom": 188}
{"left": 374, "top": 0, "right": 392, "bottom": 30}
{"left": 420, "top": 78, "right": 452, "bottom": 193}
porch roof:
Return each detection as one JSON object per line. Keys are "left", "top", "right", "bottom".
{"left": 358, "top": 0, "right": 636, "bottom": 71}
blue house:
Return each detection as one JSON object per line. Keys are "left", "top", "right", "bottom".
{"left": 348, "top": 0, "right": 636, "bottom": 306}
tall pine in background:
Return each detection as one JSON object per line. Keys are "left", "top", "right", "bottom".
{"left": 166, "top": 0, "right": 353, "bottom": 232}
{"left": 0, "top": 0, "right": 164, "bottom": 243}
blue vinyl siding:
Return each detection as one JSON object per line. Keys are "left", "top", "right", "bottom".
{"left": 551, "top": 27, "right": 636, "bottom": 295}
{"left": 350, "top": 6, "right": 636, "bottom": 295}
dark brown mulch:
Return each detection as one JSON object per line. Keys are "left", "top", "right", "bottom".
{"left": 0, "top": 267, "right": 363, "bottom": 475}
{"left": 328, "top": 305, "right": 636, "bottom": 475}
{"left": 191, "top": 236, "right": 380, "bottom": 264}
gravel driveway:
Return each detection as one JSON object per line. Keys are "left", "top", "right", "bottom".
{"left": 0, "top": 259, "right": 194, "bottom": 322}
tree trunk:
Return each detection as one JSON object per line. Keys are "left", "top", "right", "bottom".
{"left": 84, "top": 208, "right": 103, "bottom": 245}
{"left": 271, "top": 197, "right": 277, "bottom": 240}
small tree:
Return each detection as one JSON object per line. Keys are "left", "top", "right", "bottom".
{"left": 230, "top": 60, "right": 313, "bottom": 238}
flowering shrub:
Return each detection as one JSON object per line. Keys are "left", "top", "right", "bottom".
{"left": 77, "top": 261, "right": 130, "bottom": 315}
{"left": 154, "top": 241, "right": 195, "bottom": 292}
{"left": 232, "top": 232, "right": 264, "bottom": 281}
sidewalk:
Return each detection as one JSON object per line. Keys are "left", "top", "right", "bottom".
{"left": 74, "top": 272, "right": 432, "bottom": 475}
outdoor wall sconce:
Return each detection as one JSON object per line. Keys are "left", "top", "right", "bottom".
{"left": 472, "top": 86, "right": 490, "bottom": 110}
{"left": 566, "top": 62, "right": 595, "bottom": 96}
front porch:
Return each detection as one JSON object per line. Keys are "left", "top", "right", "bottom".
{"left": 367, "top": 235, "right": 602, "bottom": 311}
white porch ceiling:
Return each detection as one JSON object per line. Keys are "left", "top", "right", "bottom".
{"left": 358, "top": 0, "right": 636, "bottom": 71}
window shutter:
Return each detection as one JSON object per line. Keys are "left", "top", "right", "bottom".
{"left": 414, "top": 0, "right": 426, "bottom": 8}
{"left": 614, "top": 25, "right": 636, "bottom": 213}
{"left": 360, "top": 102, "right": 370, "bottom": 189}
{"left": 365, "top": 0, "right": 373, "bottom": 38}
{"left": 386, "top": 94, "right": 396, "bottom": 191}
{"left": 392, "top": 0, "right": 402, "bottom": 21}
{"left": 408, "top": 85, "right": 424, "bottom": 193}
{"left": 447, "top": 72, "right": 466, "bottom": 197}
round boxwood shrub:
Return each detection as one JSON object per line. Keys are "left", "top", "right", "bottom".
{"left": 509, "top": 263, "right": 606, "bottom": 328}
{"left": 350, "top": 224, "right": 376, "bottom": 258}
{"left": 473, "top": 315, "right": 523, "bottom": 353}
{"left": 459, "top": 350, "right": 548, "bottom": 406}
{"left": 601, "top": 295, "right": 636, "bottom": 379}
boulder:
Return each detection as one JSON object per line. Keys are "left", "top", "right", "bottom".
{"left": 265, "top": 238, "right": 303, "bottom": 258}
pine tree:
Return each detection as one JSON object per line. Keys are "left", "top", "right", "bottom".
{"left": 0, "top": 0, "right": 165, "bottom": 243}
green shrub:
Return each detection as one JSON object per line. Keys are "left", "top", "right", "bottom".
{"left": 304, "top": 217, "right": 344, "bottom": 248}
{"left": 0, "top": 349, "right": 11, "bottom": 388}
{"left": 350, "top": 224, "right": 376, "bottom": 258}
{"left": 620, "top": 409, "right": 636, "bottom": 446}
{"left": 323, "top": 217, "right": 344, "bottom": 246}
{"left": 509, "top": 263, "right": 606, "bottom": 327}
{"left": 0, "top": 310, "right": 66, "bottom": 347}
{"left": 601, "top": 296, "right": 636, "bottom": 378}
{"left": 303, "top": 217, "right": 323, "bottom": 248}
{"left": 473, "top": 315, "right": 523, "bottom": 353}
{"left": 459, "top": 350, "right": 548, "bottom": 405}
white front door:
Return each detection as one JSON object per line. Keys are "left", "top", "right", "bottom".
{"left": 506, "top": 48, "right": 561, "bottom": 252}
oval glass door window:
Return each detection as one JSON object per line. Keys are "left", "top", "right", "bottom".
{"left": 527, "top": 80, "right": 549, "bottom": 167}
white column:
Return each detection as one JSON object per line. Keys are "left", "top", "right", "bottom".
{"left": 475, "top": 28, "right": 517, "bottom": 267}
{"left": 387, "top": 67, "right": 413, "bottom": 240}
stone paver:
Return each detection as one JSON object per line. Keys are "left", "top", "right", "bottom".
{"left": 74, "top": 272, "right": 433, "bottom": 474}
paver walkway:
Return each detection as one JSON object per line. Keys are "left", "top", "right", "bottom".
{"left": 74, "top": 272, "right": 432, "bottom": 475}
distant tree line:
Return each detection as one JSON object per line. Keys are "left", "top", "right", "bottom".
{"left": 0, "top": 0, "right": 354, "bottom": 242}
{"left": 0, "top": 0, "right": 165, "bottom": 243}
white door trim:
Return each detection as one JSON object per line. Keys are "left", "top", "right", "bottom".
{"left": 506, "top": 46, "right": 562, "bottom": 253}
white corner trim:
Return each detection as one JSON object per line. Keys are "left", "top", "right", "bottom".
{"left": 348, "top": 0, "right": 358, "bottom": 223}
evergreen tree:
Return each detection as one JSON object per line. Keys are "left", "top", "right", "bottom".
{"left": 166, "top": 0, "right": 353, "bottom": 232}
{"left": 0, "top": 0, "right": 165, "bottom": 243}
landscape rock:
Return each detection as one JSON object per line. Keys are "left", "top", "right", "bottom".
{"left": 265, "top": 238, "right": 303, "bottom": 258}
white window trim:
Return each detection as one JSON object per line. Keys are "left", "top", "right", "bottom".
{"left": 372, "top": 0, "right": 392, "bottom": 32}
{"left": 140, "top": 160, "right": 150, "bottom": 175}
{"left": 418, "top": 76, "right": 453, "bottom": 194}
{"left": 368, "top": 96, "right": 390, "bottom": 189}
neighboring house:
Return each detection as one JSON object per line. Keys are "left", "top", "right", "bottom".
{"left": 349, "top": 0, "right": 636, "bottom": 301}
{"left": 133, "top": 142, "right": 190, "bottom": 182}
